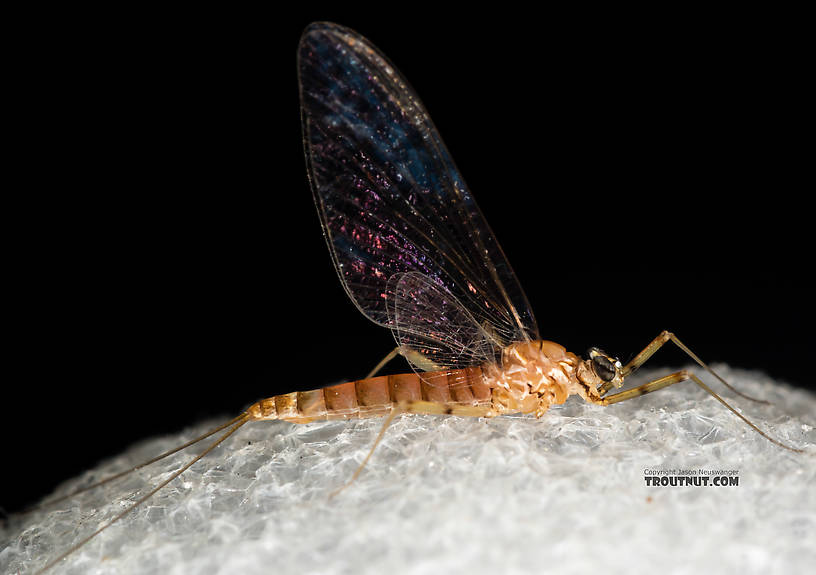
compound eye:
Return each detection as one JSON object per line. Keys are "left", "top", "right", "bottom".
{"left": 591, "top": 354, "right": 617, "bottom": 382}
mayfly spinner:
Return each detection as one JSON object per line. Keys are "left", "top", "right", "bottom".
{"left": 28, "top": 21, "right": 803, "bottom": 574}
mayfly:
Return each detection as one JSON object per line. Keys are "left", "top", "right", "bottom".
{"left": 27, "top": 21, "right": 803, "bottom": 574}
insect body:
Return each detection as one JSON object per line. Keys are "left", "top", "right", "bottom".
{"left": 252, "top": 341, "right": 616, "bottom": 424}
{"left": 23, "top": 21, "right": 804, "bottom": 574}
{"left": 248, "top": 332, "right": 789, "bottom": 454}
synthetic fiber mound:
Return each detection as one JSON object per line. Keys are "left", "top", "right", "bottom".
{"left": 2, "top": 365, "right": 815, "bottom": 575}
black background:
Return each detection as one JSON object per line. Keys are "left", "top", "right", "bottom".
{"left": 4, "top": 8, "right": 812, "bottom": 514}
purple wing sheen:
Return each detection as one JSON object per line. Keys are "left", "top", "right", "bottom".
{"left": 298, "top": 22, "right": 539, "bottom": 359}
{"left": 390, "top": 272, "right": 497, "bottom": 384}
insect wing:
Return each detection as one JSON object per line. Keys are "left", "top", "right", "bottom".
{"left": 298, "top": 22, "right": 539, "bottom": 356}
{"left": 389, "top": 272, "right": 497, "bottom": 381}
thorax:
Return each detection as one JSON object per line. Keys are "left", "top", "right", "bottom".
{"left": 484, "top": 340, "right": 600, "bottom": 416}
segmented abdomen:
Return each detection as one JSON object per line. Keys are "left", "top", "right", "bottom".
{"left": 249, "top": 367, "right": 490, "bottom": 423}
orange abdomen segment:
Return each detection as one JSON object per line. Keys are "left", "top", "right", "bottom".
{"left": 251, "top": 367, "right": 490, "bottom": 423}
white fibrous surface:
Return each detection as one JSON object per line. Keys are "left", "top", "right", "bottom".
{"left": 2, "top": 365, "right": 815, "bottom": 575}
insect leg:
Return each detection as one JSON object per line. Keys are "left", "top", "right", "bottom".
{"left": 365, "top": 346, "right": 445, "bottom": 378}
{"left": 400, "top": 400, "right": 494, "bottom": 418}
{"left": 600, "top": 370, "right": 803, "bottom": 453}
{"left": 329, "top": 400, "right": 493, "bottom": 498}
{"left": 364, "top": 346, "right": 402, "bottom": 378}
{"left": 329, "top": 406, "right": 401, "bottom": 499}
{"left": 600, "top": 370, "right": 690, "bottom": 405}
{"left": 598, "top": 330, "right": 769, "bottom": 404}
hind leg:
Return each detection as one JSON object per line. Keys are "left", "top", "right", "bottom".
{"left": 329, "top": 400, "right": 493, "bottom": 497}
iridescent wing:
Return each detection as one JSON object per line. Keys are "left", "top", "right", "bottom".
{"left": 298, "top": 22, "right": 539, "bottom": 368}
{"left": 389, "top": 272, "right": 498, "bottom": 372}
